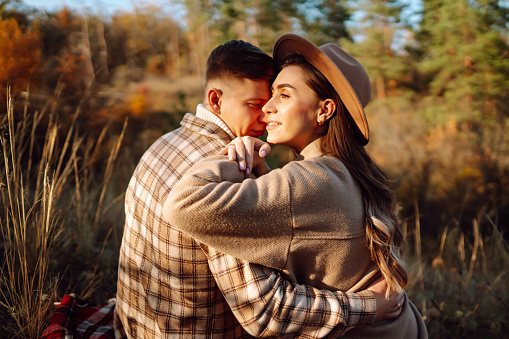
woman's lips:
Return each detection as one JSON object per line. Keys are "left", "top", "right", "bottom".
{"left": 266, "top": 122, "right": 281, "bottom": 130}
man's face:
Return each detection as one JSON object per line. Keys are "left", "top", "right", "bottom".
{"left": 218, "top": 78, "right": 271, "bottom": 138}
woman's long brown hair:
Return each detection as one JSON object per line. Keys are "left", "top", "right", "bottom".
{"left": 281, "top": 54, "right": 407, "bottom": 295}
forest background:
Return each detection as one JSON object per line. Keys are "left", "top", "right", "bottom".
{"left": 1, "top": 0, "right": 508, "bottom": 337}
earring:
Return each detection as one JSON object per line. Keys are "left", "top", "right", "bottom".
{"left": 318, "top": 118, "right": 324, "bottom": 125}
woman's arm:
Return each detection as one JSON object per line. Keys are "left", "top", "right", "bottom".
{"left": 163, "top": 155, "right": 294, "bottom": 269}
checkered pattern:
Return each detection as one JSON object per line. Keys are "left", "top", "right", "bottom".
{"left": 205, "top": 248, "right": 376, "bottom": 338}
{"left": 114, "top": 105, "right": 376, "bottom": 338}
{"left": 41, "top": 295, "right": 115, "bottom": 339}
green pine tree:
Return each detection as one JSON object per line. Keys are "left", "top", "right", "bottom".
{"left": 417, "top": 0, "right": 509, "bottom": 123}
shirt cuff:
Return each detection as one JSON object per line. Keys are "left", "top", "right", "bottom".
{"left": 342, "top": 290, "right": 377, "bottom": 328}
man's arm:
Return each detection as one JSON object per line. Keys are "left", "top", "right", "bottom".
{"left": 204, "top": 247, "right": 376, "bottom": 338}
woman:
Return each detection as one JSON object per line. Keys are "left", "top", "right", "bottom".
{"left": 164, "top": 33, "right": 427, "bottom": 338}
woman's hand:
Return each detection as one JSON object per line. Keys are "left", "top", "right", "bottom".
{"left": 367, "top": 277, "right": 405, "bottom": 322}
{"left": 218, "top": 136, "right": 271, "bottom": 176}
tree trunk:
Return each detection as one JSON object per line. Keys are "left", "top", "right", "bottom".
{"left": 82, "top": 15, "right": 95, "bottom": 84}
{"left": 169, "top": 24, "right": 181, "bottom": 78}
{"left": 188, "top": 31, "right": 201, "bottom": 76}
{"left": 376, "top": 76, "right": 386, "bottom": 100}
{"left": 96, "top": 11, "right": 109, "bottom": 83}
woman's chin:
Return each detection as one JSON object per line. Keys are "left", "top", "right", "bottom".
{"left": 267, "top": 137, "right": 292, "bottom": 148}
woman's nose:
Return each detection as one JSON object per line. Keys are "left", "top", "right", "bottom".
{"left": 262, "top": 97, "right": 275, "bottom": 115}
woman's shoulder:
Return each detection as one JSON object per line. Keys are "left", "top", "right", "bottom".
{"left": 277, "top": 156, "right": 354, "bottom": 189}
{"left": 284, "top": 155, "right": 348, "bottom": 174}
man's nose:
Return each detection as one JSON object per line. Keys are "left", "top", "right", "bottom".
{"left": 257, "top": 108, "right": 267, "bottom": 123}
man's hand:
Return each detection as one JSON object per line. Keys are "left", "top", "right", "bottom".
{"left": 219, "top": 136, "right": 271, "bottom": 176}
{"left": 367, "top": 277, "right": 405, "bottom": 322}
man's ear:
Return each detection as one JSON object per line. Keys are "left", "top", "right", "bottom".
{"left": 206, "top": 88, "right": 223, "bottom": 115}
{"left": 317, "top": 99, "right": 336, "bottom": 124}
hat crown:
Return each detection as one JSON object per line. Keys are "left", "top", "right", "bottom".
{"left": 318, "top": 44, "right": 371, "bottom": 108}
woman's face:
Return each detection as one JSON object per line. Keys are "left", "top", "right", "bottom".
{"left": 262, "top": 65, "right": 324, "bottom": 153}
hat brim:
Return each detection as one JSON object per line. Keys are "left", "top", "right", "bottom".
{"left": 273, "top": 33, "right": 369, "bottom": 145}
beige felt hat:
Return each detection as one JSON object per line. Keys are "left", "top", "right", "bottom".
{"left": 273, "top": 33, "right": 371, "bottom": 145}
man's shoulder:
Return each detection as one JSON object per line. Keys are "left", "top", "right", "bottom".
{"left": 180, "top": 112, "right": 232, "bottom": 141}
{"left": 136, "top": 116, "right": 228, "bottom": 169}
{"left": 151, "top": 113, "right": 229, "bottom": 147}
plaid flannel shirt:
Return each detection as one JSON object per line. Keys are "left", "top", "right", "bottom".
{"left": 114, "top": 105, "right": 376, "bottom": 338}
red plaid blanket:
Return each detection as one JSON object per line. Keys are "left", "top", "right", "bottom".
{"left": 40, "top": 295, "right": 115, "bottom": 339}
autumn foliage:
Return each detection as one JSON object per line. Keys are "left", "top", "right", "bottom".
{"left": 0, "top": 18, "right": 41, "bottom": 100}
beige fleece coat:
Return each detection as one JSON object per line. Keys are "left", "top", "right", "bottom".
{"left": 164, "top": 139, "right": 427, "bottom": 338}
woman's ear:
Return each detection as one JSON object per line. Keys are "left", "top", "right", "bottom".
{"left": 317, "top": 99, "right": 336, "bottom": 125}
{"left": 206, "top": 88, "right": 223, "bottom": 115}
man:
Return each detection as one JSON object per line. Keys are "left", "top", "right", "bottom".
{"left": 114, "top": 40, "right": 402, "bottom": 338}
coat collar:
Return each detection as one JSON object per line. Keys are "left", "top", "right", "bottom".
{"left": 295, "top": 138, "right": 324, "bottom": 161}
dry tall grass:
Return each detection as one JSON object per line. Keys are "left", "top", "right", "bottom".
{"left": 367, "top": 99, "right": 509, "bottom": 336}
{"left": 405, "top": 206, "right": 509, "bottom": 337}
{"left": 0, "top": 88, "right": 127, "bottom": 337}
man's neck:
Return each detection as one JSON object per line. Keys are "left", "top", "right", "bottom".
{"left": 196, "top": 104, "right": 235, "bottom": 140}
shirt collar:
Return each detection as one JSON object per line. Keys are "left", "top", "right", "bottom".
{"left": 196, "top": 104, "right": 235, "bottom": 140}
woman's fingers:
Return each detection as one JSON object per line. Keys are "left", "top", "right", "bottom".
{"left": 218, "top": 144, "right": 235, "bottom": 157}
{"left": 368, "top": 277, "right": 406, "bottom": 322}
{"left": 397, "top": 290, "right": 405, "bottom": 310}
{"left": 220, "top": 137, "right": 271, "bottom": 175}
{"left": 218, "top": 147, "right": 228, "bottom": 156}
{"left": 258, "top": 142, "right": 271, "bottom": 158}
{"left": 390, "top": 290, "right": 404, "bottom": 317}
{"left": 233, "top": 138, "right": 247, "bottom": 173}
{"left": 239, "top": 137, "right": 255, "bottom": 175}
{"left": 227, "top": 144, "right": 237, "bottom": 160}
{"left": 390, "top": 289, "right": 404, "bottom": 309}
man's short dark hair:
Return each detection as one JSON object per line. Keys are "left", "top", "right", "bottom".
{"left": 205, "top": 40, "right": 276, "bottom": 83}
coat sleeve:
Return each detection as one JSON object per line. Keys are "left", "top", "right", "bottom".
{"left": 163, "top": 155, "right": 294, "bottom": 270}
